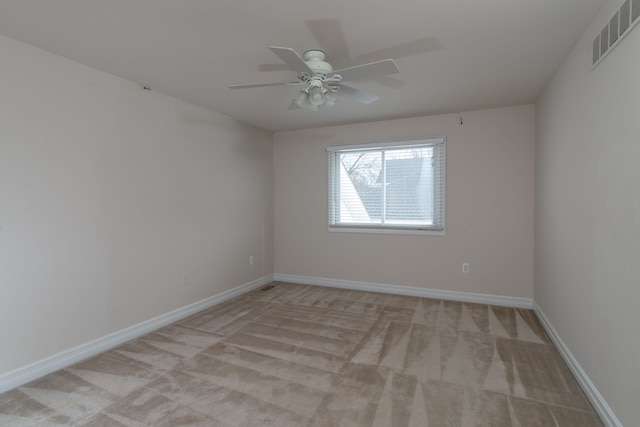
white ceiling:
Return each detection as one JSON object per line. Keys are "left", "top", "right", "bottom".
{"left": 0, "top": 0, "right": 605, "bottom": 132}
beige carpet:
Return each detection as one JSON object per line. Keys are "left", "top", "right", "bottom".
{"left": 0, "top": 282, "right": 602, "bottom": 426}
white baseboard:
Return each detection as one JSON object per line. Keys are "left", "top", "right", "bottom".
{"left": 533, "top": 303, "right": 622, "bottom": 427}
{"left": 0, "top": 274, "right": 273, "bottom": 394}
{"left": 273, "top": 273, "right": 533, "bottom": 309}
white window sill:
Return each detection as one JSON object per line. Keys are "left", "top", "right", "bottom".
{"left": 328, "top": 226, "right": 445, "bottom": 236}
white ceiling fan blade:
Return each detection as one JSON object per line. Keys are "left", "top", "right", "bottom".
{"left": 333, "top": 59, "right": 399, "bottom": 82}
{"left": 228, "top": 81, "right": 302, "bottom": 89}
{"left": 335, "top": 84, "right": 379, "bottom": 104}
{"left": 355, "top": 37, "right": 442, "bottom": 63}
{"left": 269, "top": 47, "right": 314, "bottom": 75}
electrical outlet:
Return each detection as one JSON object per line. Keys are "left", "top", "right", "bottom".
{"left": 249, "top": 256, "right": 254, "bottom": 266}
{"left": 183, "top": 272, "right": 189, "bottom": 284}
{"left": 462, "top": 263, "right": 470, "bottom": 273}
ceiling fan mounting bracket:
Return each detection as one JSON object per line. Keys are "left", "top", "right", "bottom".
{"left": 302, "top": 49, "right": 325, "bottom": 60}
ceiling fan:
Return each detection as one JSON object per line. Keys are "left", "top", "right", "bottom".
{"left": 228, "top": 46, "right": 399, "bottom": 110}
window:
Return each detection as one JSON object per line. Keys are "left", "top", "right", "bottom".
{"left": 327, "top": 137, "right": 445, "bottom": 235}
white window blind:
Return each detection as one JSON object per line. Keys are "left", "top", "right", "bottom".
{"left": 327, "top": 137, "right": 445, "bottom": 235}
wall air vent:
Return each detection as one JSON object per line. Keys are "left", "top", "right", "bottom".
{"left": 593, "top": 0, "right": 640, "bottom": 67}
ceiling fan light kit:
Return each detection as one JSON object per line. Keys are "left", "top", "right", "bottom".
{"left": 309, "top": 86, "right": 325, "bottom": 105}
{"left": 228, "top": 46, "right": 399, "bottom": 111}
{"left": 294, "top": 86, "right": 337, "bottom": 110}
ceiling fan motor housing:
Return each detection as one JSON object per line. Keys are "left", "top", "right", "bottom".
{"left": 303, "top": 49, "right": 333, "bottom": 76}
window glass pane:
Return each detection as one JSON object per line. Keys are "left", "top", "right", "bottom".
{"left": 328, "top": 138, "right": 445, "bottom": 233}
{"left": 384, "top": 147, "right": 434, "bottom": 225}
{"left": 339, "top": 150, "right": 382, "bottom": 224}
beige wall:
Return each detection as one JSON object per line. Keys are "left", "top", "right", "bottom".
{"left": 0, "top": 34, "right": 273, "bottom": 373}
{"left": 274, "top": 105, "right": 535, "bottom": 298}
{"left": 535, "top": 1, "right": 640, "bottom": 424}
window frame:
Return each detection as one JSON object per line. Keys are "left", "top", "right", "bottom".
{"left": 327, "top": 137, "right": 446, "bottom": 236}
